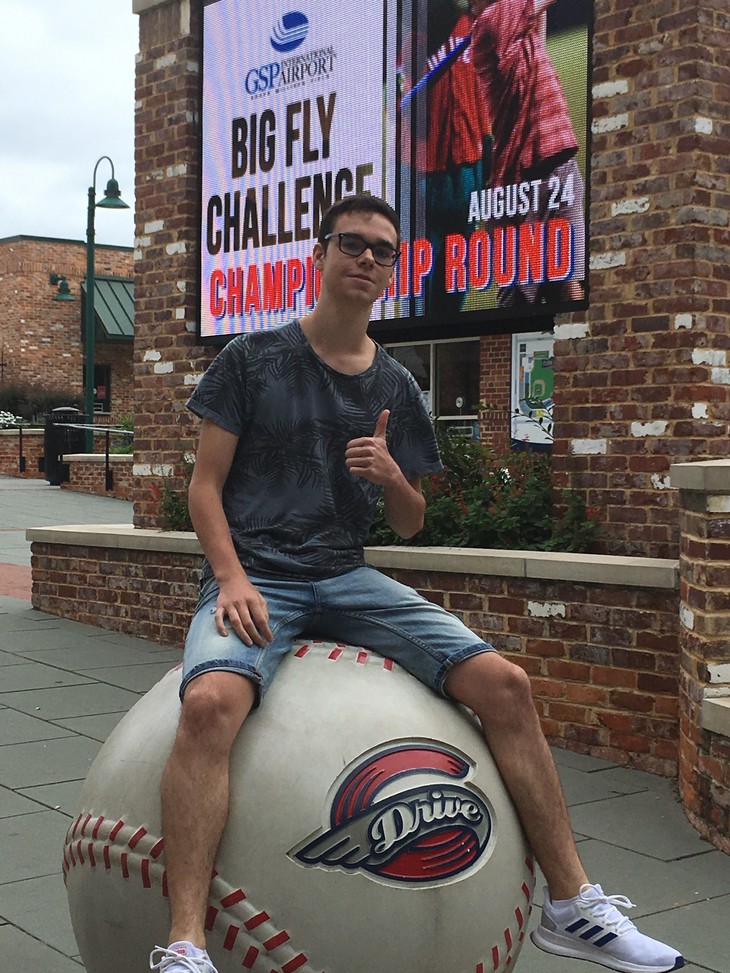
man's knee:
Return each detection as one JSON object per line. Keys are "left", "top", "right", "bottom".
{"left": 446, "top": 652, "right": 533, "bottom": 713}
{"left": 178, "top": 670, "right": 257, "bottom": 745}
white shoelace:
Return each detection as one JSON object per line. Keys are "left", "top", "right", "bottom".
{"left": 149, "top": 946, "right": 216, "bottom": 973}
{"left": 578, "top": 883, "right": 638, "bottom": 936}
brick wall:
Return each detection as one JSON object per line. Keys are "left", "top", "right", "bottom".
{"left": 0, "top": 429, "right": 44, "bottom": 478}
{"left": 0, "top": 236, "right": 134, "bottom": 421}
{"left": 61, "top": 455, "right": 135, "bottom": 501}
{"left": 133, "top": 0, "right": 205, "bottom": 527}
{"left": 31, "top": 542, "right": 201, "bottom": 647}
{"left": 673, "top": 461, "right": 730, "bottom": 855}
{"left": 479, "top": 333, "right": 512, "bottom": 450}
{"left": 29, "top": 537, "right": 679, "bottom": 777}
{"left": 132, "top": 0, "right": 730, "bottom": 553}
{"left": 551, "top": 0, "right": 730, "bottom": 560}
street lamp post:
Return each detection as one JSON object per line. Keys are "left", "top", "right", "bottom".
{"left": 85, "top": 156, "right": 129, "bottom": 451}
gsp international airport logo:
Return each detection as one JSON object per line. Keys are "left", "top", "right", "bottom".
{"left": 245, "top": 11, "right": 335, "bottom": 95}
{"left": 289, "top": 741, "right": 495, "bottom": 888}
{"left": 270, "top": 11, "right": 309, "bottom": 53}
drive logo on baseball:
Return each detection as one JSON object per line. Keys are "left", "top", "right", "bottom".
{"left": 291, "top": 740, "right": 495, "bottom": 886}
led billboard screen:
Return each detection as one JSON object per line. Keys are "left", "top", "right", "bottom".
{"left": 200, "top": 0, "right": 591, "bottom": 342}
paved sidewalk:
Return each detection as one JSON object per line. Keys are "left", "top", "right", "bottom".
{"left": 0, "top": 476, "right": 728, "bottom": 972}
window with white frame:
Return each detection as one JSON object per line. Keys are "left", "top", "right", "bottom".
{"left": 386, "top": 338, "right": 480, "bottom": 438}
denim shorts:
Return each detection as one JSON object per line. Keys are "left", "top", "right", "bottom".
{"left": 181, "top": 565, "right": 494, "bottom": 705}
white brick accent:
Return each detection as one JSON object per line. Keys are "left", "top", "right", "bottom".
{"left": 143, "top": 350, "right": 162, "bottom": 362}
{"left": 154, "top": 362, "right": 174, "bottom": 375}
{"left": 674, "top": 313, "right": 693, "bottom": 330}
{"left": 571, "top": 439, "right": 607, "bottom": 455}
{"left": 553, "top": 322, "right": 589, "bottom": 340}
{"left": 692, "top": 403, "right": 709, "bottom": 419}
{"left": 184, "top": 373, "right": 205, "bottom": 386}
{"left": 679, "top": 604, "right": 695, "bottom": 630}
{"left": 166, "top": 164, "right": 188, "bottom": 178}
{"left": 591, "top": 113, "right": 629, "bottom": 134}
{"left": 166, "top": 242, "right": 187, "bottom": 256}
{"left": 708, "top": 497, "right": 730, "bottom": 514}
{"left": 133, "top": 463, "right": 175, "bottom": 477}
{"left": 155, "top": 53, "right": 177, "bottom": 70}
{"left": 708, "top": 663, "right": 730, "bottom": 684}
{"left": 592, "top": 80, "right": 629, "bottom": 98}
{"left": 611, "top": 197, "right": 650, "bottom": 216}
{"left": 631, "top": 421, "right": 668, "bottom": 437}
{"left": 144, "top": 220, "right": 165, "bottom": 234}
{"left": 527, "top": 601, "right": 566, "bottom": 619}
{"left": 694, "top": 117, "right": 713, "bottom": 134}
{"left": 651, "top": 474, "right": 672, "bottom": 491}
{"left": 590, "top": 251, "right": 626, "bottom": 270}
{"left": 692, "top": 348, "right": 726, "bottom": 367}
{"left": 711, "top": 367, "right": 730, "bottom": 385}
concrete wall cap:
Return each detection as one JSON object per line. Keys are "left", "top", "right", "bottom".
{"left": 24, "top": 528, "right": 677, "bottom": 590}
{"left": 62, "top": 454, "right": 134, "bottom": 464}
{"left": 702, "top": 697, "right": 730, "bottom": 739}
{"left": 670, "top": 459, "right": 730, "bottom": 492}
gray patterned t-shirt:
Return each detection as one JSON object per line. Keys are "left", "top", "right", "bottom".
{"left": 187, "top": 319, "right": 442, "bottom": 579}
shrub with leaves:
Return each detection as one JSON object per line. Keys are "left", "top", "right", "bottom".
{"left": 0, "top": 383, "right": 83, "bottom": 423}
{"left": 151, "top": 432, "right": 602, "bottom": 554}
{"left": 150, "top": 459, "right": 194, "bottom": 531}
{"left": 368, "top": 430, "right": 601, "bottom": 553}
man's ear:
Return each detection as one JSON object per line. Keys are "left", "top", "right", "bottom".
{"left": 313, "top": 241, "right": 325, "bottom": 269}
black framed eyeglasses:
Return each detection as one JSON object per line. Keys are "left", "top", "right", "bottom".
{"left": 323, "top": 232, "right": 400, "bottom": 267}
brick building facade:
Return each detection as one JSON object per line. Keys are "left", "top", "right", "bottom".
{"left": 130, "top": 0, "right": 729, "bottom": 560}
{"left": 115, "top": 0, "right": 730, "bottom": 852}
{"left": 0, "top": 236, "right": 134, "bottom": 421}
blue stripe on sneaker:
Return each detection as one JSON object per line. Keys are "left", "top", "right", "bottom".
{"left": 594, "top": 932, "right": 619, "bottom": 947}
{"left": 580, "top": 924, "right": 604, "bottom": 941}
{"left": 566, "top": 918, "right": 589, "bottom": 933}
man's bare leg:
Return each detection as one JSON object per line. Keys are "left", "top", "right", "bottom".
{"left": 445, "top": 652, "right": 587, "bottom": 899}
{"left": 160, "top": 671, "right": 256, "bottom": 947}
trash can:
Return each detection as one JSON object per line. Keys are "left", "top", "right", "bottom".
{"left": 43, "top": 407, "right": 86, "bottom": 486}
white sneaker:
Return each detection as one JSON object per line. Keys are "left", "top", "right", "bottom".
{"left": 530, "top": 884, "right": 684, "bottom": 973}
{"left": 149, "top": 942, "right": 219, "bottom": 973}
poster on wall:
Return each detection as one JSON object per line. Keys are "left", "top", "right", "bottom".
{"left": 199, "top": 0, "right": 592, "bottom": 342}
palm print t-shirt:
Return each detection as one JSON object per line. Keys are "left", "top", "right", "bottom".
{"left": 187, "top": 319, "right": 442, "bottom": 580}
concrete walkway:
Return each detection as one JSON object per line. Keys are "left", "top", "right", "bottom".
{"left": 0, "top": 475, "right": 728, "bottom": 972}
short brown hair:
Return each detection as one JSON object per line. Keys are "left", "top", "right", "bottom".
{"left": 318, "top": 194, "right": 400, "bottom": 246}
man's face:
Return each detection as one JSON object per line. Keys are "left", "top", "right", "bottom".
{"left": 315, "top": 211, "right": 399, "bottom": 306}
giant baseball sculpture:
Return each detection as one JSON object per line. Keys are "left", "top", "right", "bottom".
{"left": 65, "top": 641, "right": 535, "bottom": 972}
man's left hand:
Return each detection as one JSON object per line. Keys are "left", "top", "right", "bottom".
{"left": 345, "top": 409, "right": 399, "bottom": 485}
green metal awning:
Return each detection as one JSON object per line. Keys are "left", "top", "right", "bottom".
{"left": 81, "top": 276, "right": 134, "bottom": 341}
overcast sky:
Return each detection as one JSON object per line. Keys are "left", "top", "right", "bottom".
{"left": 0, "top": 0, "right": 138, "bottom": 248}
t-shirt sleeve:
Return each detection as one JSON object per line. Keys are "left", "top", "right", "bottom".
{"left": 186, "top": 337, "right": 247, "bottom": 435}
{"left": 389, "top": 373, "right": 443, "bottom": 480}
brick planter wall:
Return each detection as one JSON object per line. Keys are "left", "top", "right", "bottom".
{"left": 60, "top": 454, "right": 135, "bottom": 501}
{"left": 28, "top": 531, "right": 679, "bottom": 777}
{"left": 672, "top": 459, "right": 730, "bottom": 855}
{"left": 0, "top": 429, "right": 44, "bottom": 478}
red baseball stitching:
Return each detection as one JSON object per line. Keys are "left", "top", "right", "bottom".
{"left": 65, "top": 643, "right": 534, "bottom": 971}
{"left": 64, "top": 812, "right": 533, "bottom": 973}
{"left": 292, "top": 641, "right": 395, "bottom": 671}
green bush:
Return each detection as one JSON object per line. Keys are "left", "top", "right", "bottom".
{"left": 367, "top": 431, "right": 601, "bottom": 553}
{"left": 151, "top": 460, "right": 194, "bottom": 531}
{"left": 151, "top": 432, "right": 602, "bottom": 553}
{"left": 109, "top": 413, "right": 134, "bottom": 454}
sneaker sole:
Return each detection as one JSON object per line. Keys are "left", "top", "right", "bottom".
{"left": 530, "top": 928, "right": 684, "bottom": 973}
